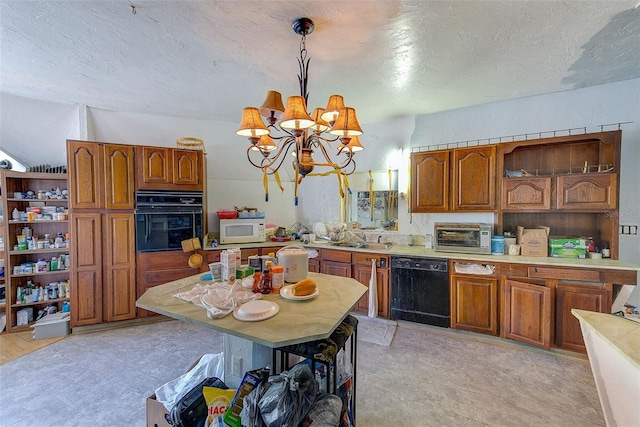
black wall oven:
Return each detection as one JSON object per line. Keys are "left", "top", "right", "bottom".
{"left": 135, "top": 190, "right": 204, "bottom": 252}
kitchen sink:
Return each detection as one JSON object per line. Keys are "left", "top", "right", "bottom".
{"left": 332, "top": 241, "right": 394, "bottom": 250}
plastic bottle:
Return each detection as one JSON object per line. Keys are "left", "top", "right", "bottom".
{"left": 602, "top": 242, "right": 610, "bottom": 258}
{"left": 252, "top": 271, "right": 262, "bottom": 294}
{"left": 271, "top": 265, "right": 284, "bottom": 293}
{"left": 587, "top": 237, "right": 596, "bottom": 253}
{"left": 408, "top": 234, "right": 414, "bottom": 246}
{"left": 50, "top": 256, "right": 58, "bottom": 271}
{"left": 54, "top": 232, "right": 64, "bottom": 249}
{"left": 12, "top": 208, "right": 20, "bottom": 220}
{"left": 260, "top": 269, "right": 272, "bottom": 294}
{"left": 36, "top": 258, "right": 48, "bottom": 272}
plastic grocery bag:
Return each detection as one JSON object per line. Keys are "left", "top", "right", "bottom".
{"left": 155, "top": 352, "right": 225, "bottom": 411}
{"left": 368, "top": 258, "right": 378, "bottom": 318}
{"left": 173, "top": 280, "right": 261, "bottom": 318}
{"left": 240, "top": 363, "right": 318, "bottom": 427}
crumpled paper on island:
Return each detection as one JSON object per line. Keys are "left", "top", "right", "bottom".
{"left": 174, "top": 280, "right": 261, "bottom": 319}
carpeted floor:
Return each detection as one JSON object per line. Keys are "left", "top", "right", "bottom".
{"left": 0, "top": 317, "right": 604, "bottom": 427}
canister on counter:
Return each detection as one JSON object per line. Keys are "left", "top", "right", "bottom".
{"left": 271, "top": 265, "right": 284, "bottom": 293}
{"left": 248, "top": 255, "right": 261, "bottom": 272}
{"left": 491, "top": 236, "right": 504, "bottom": 255}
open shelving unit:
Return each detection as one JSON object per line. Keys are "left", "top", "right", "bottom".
{"left": 0, "top": 170, "right": 70, "bottom": 333}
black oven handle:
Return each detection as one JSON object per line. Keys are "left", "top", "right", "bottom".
{"left": 145, "top": 214, "right": 151, "bottom": 243}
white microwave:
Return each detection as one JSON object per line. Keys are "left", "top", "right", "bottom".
{"left": 219, "top": 218, "right": 266, "bottom": 244}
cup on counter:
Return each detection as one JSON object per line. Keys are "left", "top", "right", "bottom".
{"left": 308, "top": 234, "right": 316, "bottom": 243}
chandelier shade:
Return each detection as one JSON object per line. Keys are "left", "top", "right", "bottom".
{"left": 347, "top": 135, "right": 364, "bottom": 152}
{"left": 280, "top": 96, "right": 315, "bottom": 130}
{"left": 236, "top": 107, "right": 270, "bottom": 138}
{"left": 321, "top": 95, "right": 345, "bottom": 123}
{"left": 310, "top": 108, "right": 330, "bottom": 133}
{"left": 236, "top": 17, "right": 364, "bottom": 204}
{"left": 259, "top": 90, "right": 285, "bottom": 121}
{"left": 254, "top": 134, "right": 278, "bottom": 152}
{"left": 329, "top": 107, "right": 363, "bottom": 138}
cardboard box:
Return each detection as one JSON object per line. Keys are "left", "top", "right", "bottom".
{"left": 517, "top": 226, "right": 550, "bottom": 257}
{"left": 549, "top": 237, "right": 588, "bottom": 258}
{"left": 146, "top": 393, "right": 171, "bottom": 427}
{"left": 145, "top": 355, "right": 210, "bottom": 427}
{"left": 31, "top": 312, "right": 70, "bottom": 339}
{"left": 16, "top": 308, "right": 33, "bottom": 326}
{"left": 223, "top": 368, "right": 269, "bottom": 427}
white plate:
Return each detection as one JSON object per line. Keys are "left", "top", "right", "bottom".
{"left": 280, "top": 285, "right": 319, "bottom": 301}
{"left": 233, "top": 300, "right": 280, "bottom": 322}
{"left": 313, "top": 222, "right": 328, "bottom": 239}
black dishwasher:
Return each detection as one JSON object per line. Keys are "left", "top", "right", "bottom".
{"left": 390, "top": 257, "right": 450, "bottom": 327}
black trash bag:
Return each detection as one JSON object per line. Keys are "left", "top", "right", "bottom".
{"left": 169, "top": 377, "right": 227, "bottom": 427}
{"left": 241, "top": 363, "right": 318, "bottom": 427}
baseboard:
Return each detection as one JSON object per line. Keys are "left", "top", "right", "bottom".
{"left": 72, "top": 316, "right": 173, "bottom": 335}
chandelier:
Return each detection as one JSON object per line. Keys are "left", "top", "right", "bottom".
{"left": 236, "top": 17, "right": 364, "bottom": 204}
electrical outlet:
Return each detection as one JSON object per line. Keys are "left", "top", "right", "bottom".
{"left": 619, "top": 225, "right": 638, "bottom": 235}
{"left": 232, "top": 356, "right": 242, "bottom": 377}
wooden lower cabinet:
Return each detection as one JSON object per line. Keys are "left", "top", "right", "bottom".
{"left": 103, "top": 214, "right": 136, "bottom": 322}
{"left": 71, "top": 213, "right": 103, "bottom": 326}
{"left": 352, "top": 253, "right": 390, "bottom": 319}
{"left": 502, "top": 277, "right": 553, "bottom": 350}
{"left": 71, "top": 212, "right": 136, "bottom": 326}
{"left": 136, "top": 251, "right": 201, "bottom": 317}
{"left": 320, "top": 249, "right": 352, "bottom": 277}
{"left": 555, "top": 282, "right": 611, "bottom": 353}
{"left": 450, "top": 274, "right": 498, "bottom": 335}
{"left": 308, "top": 258, "right": 320, "bottom": 273}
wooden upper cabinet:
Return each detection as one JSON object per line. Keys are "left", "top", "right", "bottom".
{"left": 501, "top": 177, "right": 552, "bottom": 211}
{"left": 410, "top": 150, "right": 450, "bottom": 212}
{"left": 136, "top": 146, "right": 203, "bottom": 190}
{"left": 173, "top": 149, "right": 200, "bottom": 185}
{"left": 138, "top": 146, "right": 172, "bottom": 186}
{"left": 556, "top": 173, "right": 617, "bottom": 211}
{"left": 67, "top": 140, "right": 134, "bottom": 210}
{"left": 104, "top": 144, "right": 135, "bottom": 209}
{"left": 68, "top": 140, "right": 103, "bottom": 209}
{"left": 453, "top": 146, "right": 496, "bottom": 211}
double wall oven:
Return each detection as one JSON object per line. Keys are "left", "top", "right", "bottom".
{"left": 135, "top": 190, "right": 204, "bottom": 252}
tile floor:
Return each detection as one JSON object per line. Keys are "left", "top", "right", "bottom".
{"left": 0, "top": 318, "right": 604, "bottom": 426}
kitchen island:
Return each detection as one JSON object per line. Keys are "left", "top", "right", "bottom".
{"left": 136, "top": 272, "right": 367, "bottom": 387}
{"left": 572, "top": 309, "right": 639, "bottom": 427}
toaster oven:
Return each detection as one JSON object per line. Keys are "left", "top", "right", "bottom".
{"left": 434, "top": 223, "right": 492, "bottom": 254}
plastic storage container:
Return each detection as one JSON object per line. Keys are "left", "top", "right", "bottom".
{"left": 491, "top": 236, "right": 504, "bottom": 255}
{"left": 271, "top": 265, "right": 285, "bottom": 293}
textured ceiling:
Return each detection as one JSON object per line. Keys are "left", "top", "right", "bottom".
{"left": 1, "top": 1, "right": 639, "bottom": 125}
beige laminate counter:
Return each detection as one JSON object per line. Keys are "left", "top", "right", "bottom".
{"left": 207, "top": 240, "right": 640, "bottom": 280}
{"left": 136, "top": 272, "right": 368, "bottom": 348}
{"left": 572, "top": 309, "right": 640, "bottom": 426}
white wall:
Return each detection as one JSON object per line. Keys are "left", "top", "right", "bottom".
{"left": 1, "top": 79, "right": 639, "bottom": 303}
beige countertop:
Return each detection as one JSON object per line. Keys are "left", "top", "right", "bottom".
{"left": 136, "top": 272, "right": 368, "bottom": 348}
{"left": 572, "top": 309, "right": 640, "bottom": 368}
{"left": 206, "top": 240, "right": 640, "bottom": 275}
